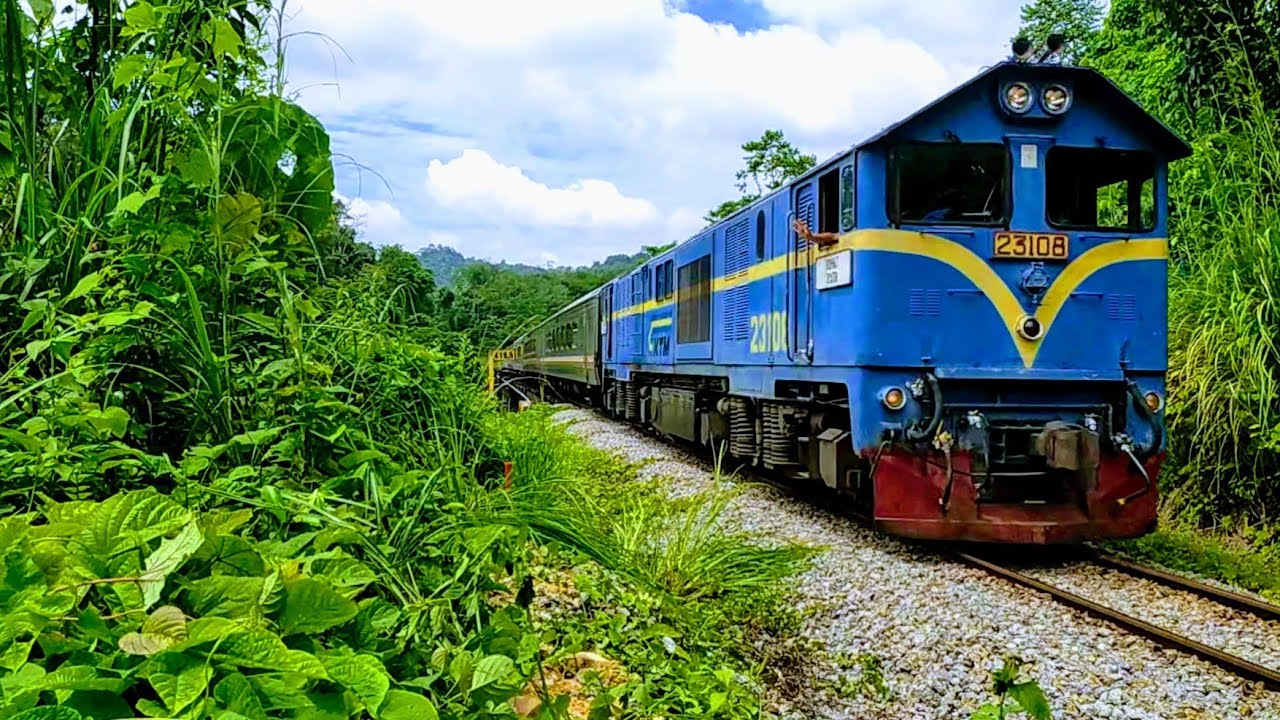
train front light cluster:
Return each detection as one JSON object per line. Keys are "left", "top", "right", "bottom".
{"left": 1000, "top": 82, "right": 1072, "bottom": 116}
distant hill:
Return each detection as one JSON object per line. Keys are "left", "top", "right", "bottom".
{"left": 417, "top": 244, "right": 652, "bottom": 286}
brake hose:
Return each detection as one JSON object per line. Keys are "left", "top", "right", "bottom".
{"left": 907, "top": 372, "right": 943, "bottom": 441}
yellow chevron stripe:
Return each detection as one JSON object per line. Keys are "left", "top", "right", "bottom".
{"left": 608, "top": 229, "right": 1167, "bottom": 368}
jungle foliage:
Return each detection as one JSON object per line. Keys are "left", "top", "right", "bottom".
{"left": 1038, "top": 0, "right": 1280, "bottom": 528}
{"left": 0, "top": 1, "right": 809, "bottom": 718}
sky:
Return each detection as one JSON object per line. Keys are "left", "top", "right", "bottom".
{"left": 282, "top": 0, "right": 1028, "bottom": 267}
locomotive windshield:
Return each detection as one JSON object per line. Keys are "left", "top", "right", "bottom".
{"left": 892, "top": 143, "right": 1008, "bottom": 225}
{"left": 1046, "top": 147, "right": 1156, "bottom": 232}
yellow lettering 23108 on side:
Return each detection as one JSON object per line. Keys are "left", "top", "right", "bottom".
{"left": 993, "top": 232, "right": 1069, "bottom": 260}
{"left": 750, "top": 311, "right": 787, "bottom": 353}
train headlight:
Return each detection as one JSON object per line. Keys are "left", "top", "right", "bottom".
{"left": 1003, "top": 82, "right": 1033, "bottom": 114}
{"left": 1144, "top": 391, "right": 1163, "bottom": 413}
{"left": 1042, "top": 85, "right": 1072, "bottom": 114}
{"left": 882, "top": 387, "right": 907, "bottom": 411}
{"left": 1016, "top": 315, "right": 1044, "bottom": 341}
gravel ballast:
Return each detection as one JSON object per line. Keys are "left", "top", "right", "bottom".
{"left": 551, "top": 407, "right": 1280, "bottom": 720}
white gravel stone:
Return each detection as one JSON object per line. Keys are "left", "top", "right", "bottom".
{"left": 552, "top": 406, "right": 1280, "bottom": 720}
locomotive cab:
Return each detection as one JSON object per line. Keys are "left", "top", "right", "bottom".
{"left": 834, "top": 59, "right": 1192, "bottom": 542}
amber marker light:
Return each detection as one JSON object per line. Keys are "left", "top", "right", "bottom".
{"left": 1144, "top": 392, "right": 1163, "bottom": 413}
{"left": 883, "top": 387, "right": 906, "bottom": 411}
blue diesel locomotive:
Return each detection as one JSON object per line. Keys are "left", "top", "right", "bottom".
{"left": 498, "top": 51, "right": 1191, "bottom": 544}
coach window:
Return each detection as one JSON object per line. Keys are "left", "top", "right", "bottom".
{"left": 891, "top": 143, "right": 1008, "bottom": 225}
{"left": 677, "top": 255, "right": 711, "bottom": 344}
{"left": 655, "top": 260, "right": 674, "bottom": 301}
{"left": 1046, "top": 148, "right": 1156, "bottom": 232}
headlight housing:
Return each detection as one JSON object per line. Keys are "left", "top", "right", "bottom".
{"left": 1143, "top": 391, "right": 1163, "bottom": 413}
{"left": 1042, "top": 84, "right": 1072, "bottom": 114}
{"left": 882, "top": 387, "right": 907, "bottom": 411}
{"left": 1003, "top": 82, "right": 1033, "bottom": 114}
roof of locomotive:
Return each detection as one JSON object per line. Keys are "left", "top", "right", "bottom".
{"left": 852, "top": 60, "right": 1192, "bottom": 160}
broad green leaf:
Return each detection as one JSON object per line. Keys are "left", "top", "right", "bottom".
{"left": 1010, "top": 681, "right": 1053, "bottom": 720}
{"left": 150, "top": 662, "right": 212, "bottom": 714}
{"left": 215, "top": 673, "right": 267, "bottom": 720}
{"left": 122, "top": 1, "right": 156, "bottom": 34}
{"left": 194, "top": 534, "right": 264, "bottom": 576}
{"left": 311, "top": 556, "right": 376, "bottom": 593}
{"left": 28, "top": 0, "right": 52, "bottom": 22}
{"left": 203, "top": 17, "right": 243, "bottom": 58}
{"left": 199, "top": 509, "right": 253, "bottom": 536}
{"left": 60, "top": 691, "right": 133, "bottom": 720}
{"left": 172, "top": 617, "right": 243, "bottom": 651}
{"left": 214, "top": 630, "right": 329, "bottom": 679}
{"left": 78, "top": 489, "right": 192, "bottom": 563}
{"left": 140, "top": 523, "right": 203, "bottom": 608}
{"left": 10, "top": 708, "right": 81, "bottom": 720}
{"left": 217, "top": 193, "right": 263, "bottom": 247}
{"left": 471, "top": 654, "right": 515, "bottom": 691}
{"left": 120, "top": 605, "right": 189, "bottom": 655}
{"left": 111, "top": 181, "right": 163, "bottom": 217}
{"left": 318, "top": 651, "right": 389, "bottom": 711}
{"left": 280, "top": 578, "right": 358, "bottom": 635}
{"left": 248, "top": 674, "right": 312, "bottom": 711}
{"left": 36, "top": 665, "right": 126, "bottom": 693}
{"left": 0, "top": 620, "right": 36, "bottom": 670}
{"left": 86, "top": 406, "right": 131, "bottom": 440}
{"left": 1, "top": 662, "right": 45, "bottom": 695}
{"left": 378, "top": 689, "right": 438, "bottom": 720}
{"left": 174, "top": 147, "right": 215, "bottom": 186}
{"left": 65, "top": 272, "right": 102, "bottom": 302}
{"left": 113, "top": 55, "right": 148, "bottom": 88}
{"left": 186, "top": 576, "right": 268, "bottom": 619}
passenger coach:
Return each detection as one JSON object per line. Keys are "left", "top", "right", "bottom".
{"left": 499, "top": 51, "right": 1191, "bottom": 544}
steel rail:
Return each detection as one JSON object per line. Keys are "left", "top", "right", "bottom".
{"left": 956, "top": 552, "right": 1280, "bottom": 690}
{"left": 1089, "top": 552, "right": 1280, "bottom": 621}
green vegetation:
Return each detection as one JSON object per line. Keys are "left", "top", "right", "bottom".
{"left": 704, "top": 130, "right": 816, "bottom": 224}
{"left": 0, "top": 2, "right": 810, "bottom": 718}
{"left": 1008, "top": 0, "right": 1280, "bottom": 588}
{"left": 970, "top": 657, "right": 1052, "bottom": 720}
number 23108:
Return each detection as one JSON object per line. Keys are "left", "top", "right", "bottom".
{"left": 750, "top": 311, "right": 787, "bottom": 353}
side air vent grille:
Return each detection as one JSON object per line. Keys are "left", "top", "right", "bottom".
{"left": 909, "top": 289, "right": 942, "bottom": 318}
{"left": 723, "top": 220, "right": 751, "bottom": 342}
{"left": 1106, "top": 294, "right": 1138, "bottom": 322}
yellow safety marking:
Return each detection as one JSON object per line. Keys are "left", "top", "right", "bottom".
{"left": 605, "top": 229, "right": 1167, "bottom": 369}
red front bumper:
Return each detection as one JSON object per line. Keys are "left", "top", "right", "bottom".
{"left": 870, "top": 450, "right": 1162, "bottom": 544}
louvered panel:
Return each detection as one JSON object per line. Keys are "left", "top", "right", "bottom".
{"left": 909, "top": 289, "right": 942, "bottom": 317}
{"left": 725, "top": 219, "right": 751, "bottom": 276}
{"left": 795, "top": 187, "right": 815, "bottom": 251}
{"left": 1106, "top": 294, "right": 1137, "bottom": 322}
{"left": 722, "top": 286, "right": 750, "bottom": 341}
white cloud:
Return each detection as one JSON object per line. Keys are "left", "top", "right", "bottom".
{"left": 286, "top": 0, "right": 1025, "bottom": 266}
{"left": 424, "top": 150, "right": 658, "bottom": 229}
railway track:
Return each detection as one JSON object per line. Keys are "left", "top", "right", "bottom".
{"left": 580, "top": 406, "right": 1280, "bottom": 693}
{"left": 956, "top": 551, "right": 1280, "bottom": 690}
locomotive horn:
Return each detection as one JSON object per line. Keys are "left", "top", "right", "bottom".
{"left": 1011, "top": 36, "right": 1034, "bottom": 63}
{"left": 1037, "top": 33, "right": 1066, "bottom": 64}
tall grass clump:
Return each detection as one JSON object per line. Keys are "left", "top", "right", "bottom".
{"left": 1163, "top": 37, "right": 1280, "bottom": 523}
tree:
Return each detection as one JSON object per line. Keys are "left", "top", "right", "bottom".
{"left": 1014, "top": 0, "right": 1106, "bottom": 63}
{"left": 704, "top": 129, "right": 816, "bottom": 224}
